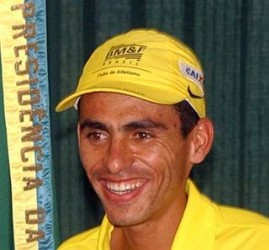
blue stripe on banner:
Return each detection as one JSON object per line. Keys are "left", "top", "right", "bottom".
{"left": 25, "top": 0, "right": 55, "bottom": 249}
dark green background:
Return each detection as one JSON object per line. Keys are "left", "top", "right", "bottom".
{"left": 1, "top": 0, "right": 269, "bottom": 248}
{"left": 48, "top": 0, "right": 269, "bottom": 245}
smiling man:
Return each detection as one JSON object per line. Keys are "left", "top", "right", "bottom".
{"left": 56, "top": 29, "right": 269, "bottom": 250}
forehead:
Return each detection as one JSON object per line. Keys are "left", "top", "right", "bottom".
{"left": 78, "top": 92, "right": 180, "bottom": 125}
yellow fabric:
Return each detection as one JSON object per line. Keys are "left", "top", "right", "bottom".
{"left": 55, "top": 29, "right": 206, "bottom": 117}
{"left": 0, "top": 1, "right": 39, "bottom": 249}
{"left": 58, "top": 180, "right": 269, "bottom": 250}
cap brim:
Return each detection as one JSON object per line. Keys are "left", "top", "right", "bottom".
{"left": 55, "top": 80, "right": 189, "bottom": 112}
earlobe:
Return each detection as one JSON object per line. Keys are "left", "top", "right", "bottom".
{"left": 189, "top": 118, "right": 214, "bottom": 164}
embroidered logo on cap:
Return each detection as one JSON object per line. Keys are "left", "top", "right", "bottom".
{"left": 187, "top": 86, "right": 203, "bottom": 99}
{"left": 103, "top": 44, "right": 147, "bottom": 65}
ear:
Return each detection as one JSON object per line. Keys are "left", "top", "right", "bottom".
{"left": 188, "top": 118, "right": 214, "bottom": 164}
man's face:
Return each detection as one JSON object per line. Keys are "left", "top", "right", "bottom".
{"left": 78, "top": 92, "right": 194, "bottom": 227}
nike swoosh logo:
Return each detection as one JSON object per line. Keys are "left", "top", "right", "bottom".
{"left": 187, "top": 86, "right": 203, "bottom": 99}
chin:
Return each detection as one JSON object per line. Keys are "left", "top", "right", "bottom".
{"left": 106, "top": 209, "right": 148, "bottom": 228}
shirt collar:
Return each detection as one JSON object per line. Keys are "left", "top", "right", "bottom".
{"left": 171, "top": 179, "right": 217, "bottom": 249}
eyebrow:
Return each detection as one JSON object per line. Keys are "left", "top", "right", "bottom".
{"left": 79, "top": 119, "right": 167, "bottom": 132}
{"left": 123, "top": 119, "right": 167, "bottom": 131}
{"left": 80, "top": 120, "right": 108, "bottom": 132}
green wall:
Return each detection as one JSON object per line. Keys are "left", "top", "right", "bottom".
{"left": 0, "top": 53, "right": 14, "bottom": 250}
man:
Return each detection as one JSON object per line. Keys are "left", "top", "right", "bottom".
{"left": 56, "top": 29, "right": 269, "bottom": 250}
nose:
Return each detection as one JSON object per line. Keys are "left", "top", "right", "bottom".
{"left": 104, "top": 136, "right": 133, "bottom": 174}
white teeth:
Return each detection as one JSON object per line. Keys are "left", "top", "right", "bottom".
{"left": 106, "top": 181, "right": 143, "bottom": 195}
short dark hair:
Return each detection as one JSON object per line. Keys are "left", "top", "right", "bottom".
{"left": 173, "top": 100, "right": 200, "bottom": 138}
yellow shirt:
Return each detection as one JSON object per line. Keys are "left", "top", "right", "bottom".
{"left": 58, "top": 180, "right": 269, "bottom": 250}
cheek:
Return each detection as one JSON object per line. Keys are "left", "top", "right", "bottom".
{"left": 148, "top": 140, "right": 190, "bottom": 180}
{"left": 137, "top": 140, "right": 183, "bottom": 175}
{"left": 78, "top": 142, "right": 101, "bottom": 177}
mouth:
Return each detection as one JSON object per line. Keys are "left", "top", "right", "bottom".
{"left": 105, "top": 180, "right": 145, "bottom": 196}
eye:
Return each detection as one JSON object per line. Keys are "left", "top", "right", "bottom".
{"left": 134, "top": 131, "right": 152, "bottom": 140}
{"left": 87, "top": 132, "right": 107, "bottom": 143}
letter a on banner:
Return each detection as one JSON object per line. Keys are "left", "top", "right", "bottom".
{"left": 0, "top": 1, "right": 58, "bottom": 249}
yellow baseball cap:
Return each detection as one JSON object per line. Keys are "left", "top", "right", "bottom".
{"left": 56, "top": 29, "right": 206, "bottom": 117}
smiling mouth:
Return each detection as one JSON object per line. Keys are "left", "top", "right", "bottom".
{"left": 106, "top": 181, "right": 144, "bottom": 196}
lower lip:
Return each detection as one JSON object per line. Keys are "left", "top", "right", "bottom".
{"left": 102, "top": 182, "right": 146, "bottom": 204}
